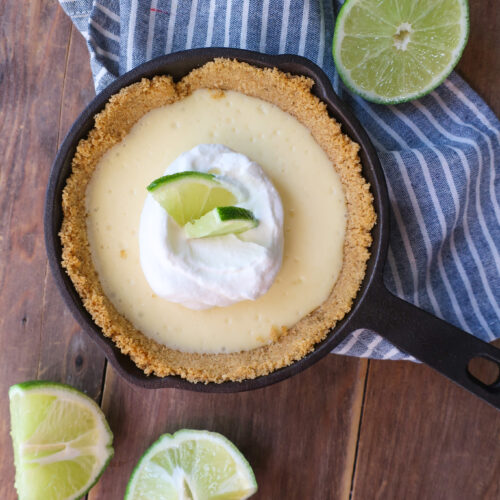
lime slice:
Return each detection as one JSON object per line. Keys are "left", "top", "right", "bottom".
{"left": 9, "top": 381, "right": 113, "bottom": 500}
{"left": 125, "top": 429, "right": 258, "bottom": 500}
{"left": 185, "top": 206, "right": 258, "bottom": 239}
{"left": 147, "top": 172, "right": 237, "bottom": 226}
{"left": 333, "top": 0, "right": 469, "bottom": 104}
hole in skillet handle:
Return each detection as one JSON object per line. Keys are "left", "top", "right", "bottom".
{"left": 467, "top": 355, "right": 500, "bottom": 390}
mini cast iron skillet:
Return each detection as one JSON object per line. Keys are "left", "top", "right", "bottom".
{"left": 45, "top": 48, "right": 500, "bottom": 408}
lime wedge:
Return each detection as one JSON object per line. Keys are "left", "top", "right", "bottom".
{"left": 9, "top": 381, "right": 113, "bottom": 500}
{"left": 147, "top": 172, "right": 237, "bottom": 226}
{"left": 185, "top": 206, "right": 258, "bottom": 239}
{"left": 125, "top": 429, "right": 258, "bottom": 500}
{"left": 332, "top": 0, "right": 469, "bottom": 104}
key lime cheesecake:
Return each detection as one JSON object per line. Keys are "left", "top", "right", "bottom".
{"left": 60, "top": 59, "right": 375, "bottom": 383}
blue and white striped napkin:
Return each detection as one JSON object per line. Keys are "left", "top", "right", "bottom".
{"left": 59, "top": 0, "right": 500, "bottom": 360}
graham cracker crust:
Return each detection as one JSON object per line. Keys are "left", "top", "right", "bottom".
{"left": 60, "top": 59, "right": 376, "bottom": 383}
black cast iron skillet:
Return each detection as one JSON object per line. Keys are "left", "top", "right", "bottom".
{"left": 45, "top": 48, "right": 500, "bottom": 409}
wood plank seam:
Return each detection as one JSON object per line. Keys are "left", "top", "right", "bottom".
{"left": 348, "top": 359, "right": 371, "bottom": 500}
{"left": 340, "top": 358, "right": 369, "bottom": 500}
{"left": 36, "top": 264, "right": 51, "bottom": 378}
{"left": 57, "top": 25, "right": 75, "bottom": 148}
{"left": 98, "top": 359, "right": 109, "bottom": 406}
{"left": 36, "top": 23, "right": 73, "bottom": 380}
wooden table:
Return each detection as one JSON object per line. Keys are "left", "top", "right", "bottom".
{"left": 1, "top": 1, "right": 499, "bottom": 498}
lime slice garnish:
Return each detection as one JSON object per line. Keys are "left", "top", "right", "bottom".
{"left": 185, "top": 206, "right": 258, "bottom": 239}
{"left": 147, "top": 171, "right": 237, "bottom": 226}
{"left": 9, "top": 381, "right": 113, "bottom": 500}
{"left": 125, "top": 429, "right": 258, "bottom": 500}
{"left": 332, "top": 0, "right": 469, "bottom": 104}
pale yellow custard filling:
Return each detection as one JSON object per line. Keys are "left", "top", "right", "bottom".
{"left": 86, "top": 88, "right": 346, "bottom": 354}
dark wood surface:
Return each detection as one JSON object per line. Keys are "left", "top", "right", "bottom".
{"left": 0, "top": 1, "right": 498, "bottom": 499}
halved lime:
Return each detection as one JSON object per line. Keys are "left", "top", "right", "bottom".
{"left": 9, "top": 380, "right": 113, "bottom": 500}
{"left": 333, "top": 0, "right": 469, "bottom": 104}
{"left": 185, "top": 206, "right": 258, "bottom": 239}
{"left": 147, "top": 172, "right": 237, "bottom": 226}
{"left": 125, "top": 429, "right": 258, "bottom": 500}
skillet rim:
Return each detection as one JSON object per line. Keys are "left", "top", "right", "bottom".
{"left": 44, "top": 48, "right": 389, "bottom": 392}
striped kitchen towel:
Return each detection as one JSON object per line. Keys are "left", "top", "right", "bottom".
{"left": 59, "top": 0, "right": 500, "bottom": 360}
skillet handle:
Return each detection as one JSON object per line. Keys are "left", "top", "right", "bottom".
{"left": 353, "top": 282, "right": 500, "bottom": 410}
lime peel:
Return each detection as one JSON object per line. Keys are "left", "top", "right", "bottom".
{"left": 9, "top": 380, "right": 113, "bottom": 500}
{"left": 146, "top": 171, "right": 217, "bottom": 192}
{"left": 147, "top": 171, "right": 238, "bottom": 226}
{"left": 332, "top": 0, "right": 469, "bottom": 104}
{"left": 185, "top": 206, "right": 259, "bottom": 239}
{"left": 125, "top": 429, "right": 258, "bottom": 500}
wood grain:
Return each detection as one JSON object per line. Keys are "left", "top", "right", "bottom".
{"left": 89, "top": 357, "right": 367, "bottom": 500}
{"left": 456, "top": 0, "right": 500, "bottom": 113}
{"left": 0, "top": 2, "right": 72, "bottom": 497}
{"left": 351, "top": 361, "right": 500, "bottom": 500}
{"left": 0, "top": 4, "right": 102, "bottom": 499}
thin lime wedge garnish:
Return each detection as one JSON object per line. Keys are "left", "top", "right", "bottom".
{"left": 147, "top": 171, "right": 237, "bottom": 226}
{"left": 125, "top": 429, "right": 258, "bottom": 500}
{"left": 332, "top": 0, "right": 469, "bottom": 104}
{"left": 184, "top": 206, "right": 258, "bottom": 239}
{"left": 9, "top": 380, "right": 113, "bottom": 500}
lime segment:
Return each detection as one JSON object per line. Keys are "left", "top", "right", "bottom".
{"left": 333, "top": 0, "right": 469, "bottom": 104}
{"left": 185, "top": 206, "right": 258, "bottom": 239}
{"left": 147, "top": 171, "right": 237, "bottom": 226}
{"left": 9, "top": 381, "right": 113, "bottom": 500}
{"left": 125, "top": 429, "right": 257, "bottom": 500}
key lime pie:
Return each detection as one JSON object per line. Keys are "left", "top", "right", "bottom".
{"left": 60, "top": 59, "right": 375, "bottom": 383}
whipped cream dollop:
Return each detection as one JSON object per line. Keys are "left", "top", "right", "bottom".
{"left": 139, "top": 144, "right": 284, "bottom": 310}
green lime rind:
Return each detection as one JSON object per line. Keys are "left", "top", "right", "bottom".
{"left": 9, "top": 380, "right": 114, "bottom": 500}
{"left": 8, "top": 380, "right": 103, "bottom": 400}
{"left": 146, "top": 171, "right": 217, "bottom": 192}
{"left": 332, "top": 0, "right": 470, "bottom": 105}
{"left": 216, "top": 206, "right": 256, "bottom": 222}
{"left": 185, "top": 206, "right": 258, "bottom": 239}
{"left": 125, "top": 429, "right": 258, "bottom": 500}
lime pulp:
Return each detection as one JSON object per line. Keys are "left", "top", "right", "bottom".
{"left": 9, "top": 381, "right": 113, "bottom": 500}
{"left": 147, "top": 171, "right": 237, "bottom": 226}
{"left": 125, "top": 429, "right": 257, "bottom": 500}
{"left": 332, "top": 0, "right": 469, "bottom": 104}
